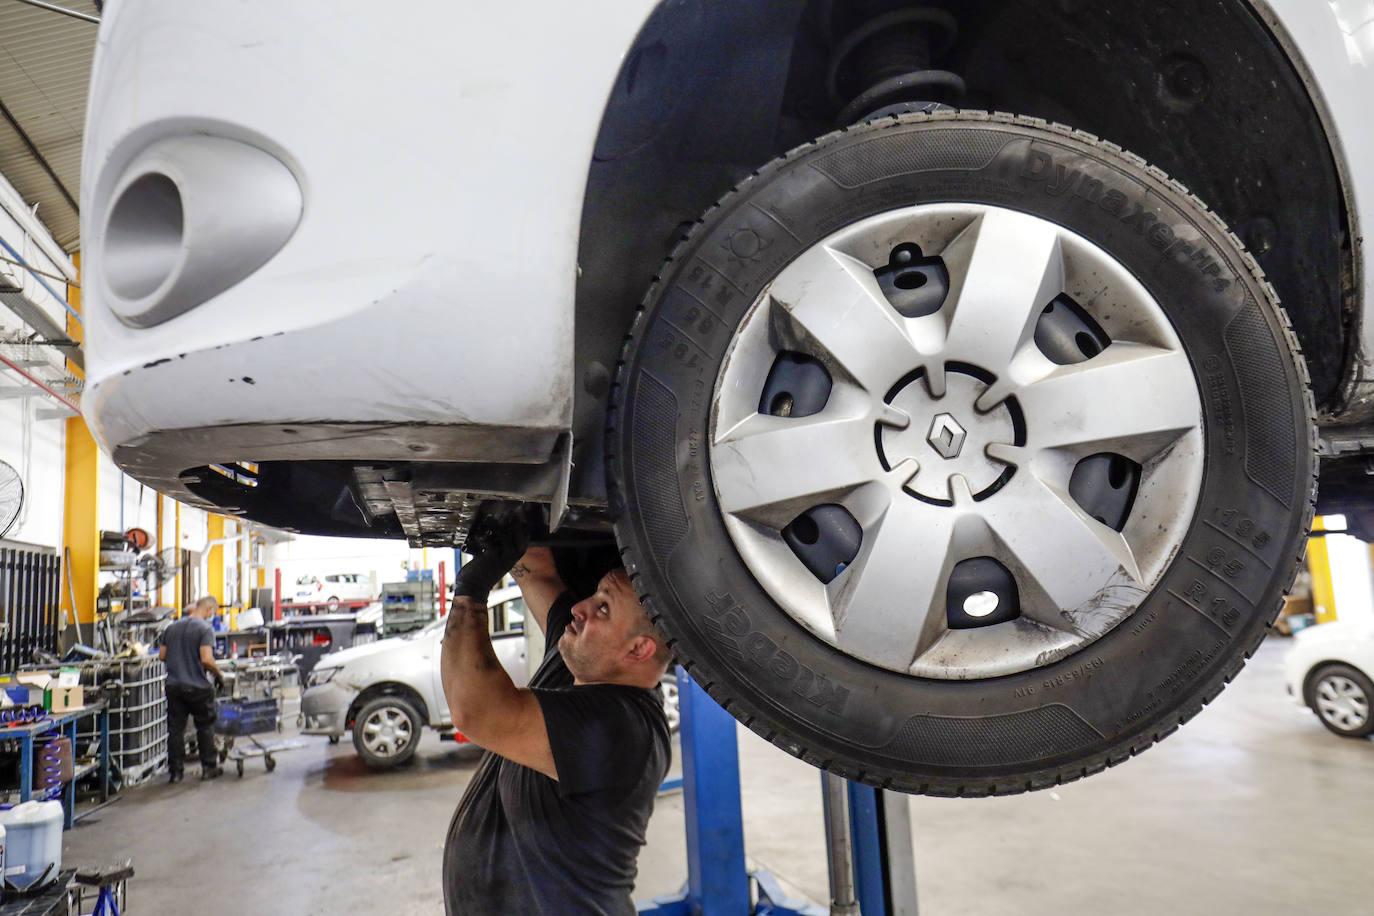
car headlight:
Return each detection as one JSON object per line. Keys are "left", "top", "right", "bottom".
{"left": 308, "top": 666, "right": 341, "bottom": 688}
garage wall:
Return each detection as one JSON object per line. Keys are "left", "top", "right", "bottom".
{"left": 266, "top": 536, "right": 434, "bottom": 595}
{"left": 0, "top": 169, "right": 77, "bottom": 552}
{"left": 0, "top": 399, "right": 64, "bottom": 549}
{"left": 96, "top": 450, "right": 158, "bottom": 538}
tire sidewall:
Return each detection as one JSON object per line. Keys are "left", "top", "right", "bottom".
{"left": 352, "top": 696, "right": 421, "bottom": 768}
{"left": 1309, "top": 663, "right": 1374, "bottom": 738}
{"left": 614, "top": 116, "right": 1313, "bottom": 790}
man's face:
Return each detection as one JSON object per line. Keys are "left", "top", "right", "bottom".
{"left": 559, "top": 570, "right": 651, "bottom": 683}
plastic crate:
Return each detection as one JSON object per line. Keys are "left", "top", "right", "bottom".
{"left": 215, "top": 698, "right": 277, "bottom": 736}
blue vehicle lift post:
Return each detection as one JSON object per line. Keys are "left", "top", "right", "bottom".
{"left": 638, "top": 668, "right": 918, "bottom": 915}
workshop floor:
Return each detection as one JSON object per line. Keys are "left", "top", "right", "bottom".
{"left": 63, "top": 636, "right": 1373, "bottom": 915}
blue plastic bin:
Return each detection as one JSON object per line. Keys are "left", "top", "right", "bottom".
{"left": 215, "top": 698, "right": 278, "bottom": 736}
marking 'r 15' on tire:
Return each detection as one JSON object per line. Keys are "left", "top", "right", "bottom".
{"left": 608, "top": 112, "right": 1315, "bottom": 796}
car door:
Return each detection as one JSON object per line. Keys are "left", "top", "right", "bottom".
{"left": 490, "top": 596, "right": 530, "bottom": 688}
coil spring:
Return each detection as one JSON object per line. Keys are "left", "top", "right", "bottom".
{"left": 37, "top": 736, "right": 63, "bottom": 801}
{"left": 0, "top": 706, "right": 46, "bottom": 728}
{"left": 825, "top": 2, "right": 965, "bottom": 125}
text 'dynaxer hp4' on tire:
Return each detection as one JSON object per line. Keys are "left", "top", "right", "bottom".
{"left": 608, "top": 112, "right": 1316, "bottom": 796}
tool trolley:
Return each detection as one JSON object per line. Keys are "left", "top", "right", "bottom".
{"left": 214, "top": 657, "right": 307, "bottom": 777}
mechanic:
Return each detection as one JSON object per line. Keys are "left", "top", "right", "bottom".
{"left": 440, "top": 517, "right": 673, "bottom": 916}
{"left": 158, "top": 595, "right": 226, "bottom": 783}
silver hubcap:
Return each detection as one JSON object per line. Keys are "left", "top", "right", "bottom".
{"left": 361, "top": 707, "right": 413, "bottom": 757}
{"left": 710, "top": 204, "right": 1204, "bottom": 679}
{"left": 1316, "top": 676, "right": 1369, "bottom": 730}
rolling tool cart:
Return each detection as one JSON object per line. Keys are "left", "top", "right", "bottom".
{"left": 213, "top": 657, "right": 306, "bottom": 777}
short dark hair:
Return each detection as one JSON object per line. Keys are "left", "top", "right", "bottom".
{"left": 552, "top": 543, "right": 624, "bottom": 600}
{"left": 604, "top": 568, "right": 675, "bottom": 674}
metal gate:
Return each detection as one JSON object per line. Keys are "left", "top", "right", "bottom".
{"left": 0, "top": 546, "right": 61, "bottom": 672}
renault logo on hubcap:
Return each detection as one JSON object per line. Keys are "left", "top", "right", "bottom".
{"left": 928, "top": 413, "right": 967, "bottom": 459}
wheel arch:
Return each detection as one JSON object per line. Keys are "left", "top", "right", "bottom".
{"left": 573, "top": 0, "right": 1353, "bottom": 486}
{"left": 346, "top": 682, "right": 430, "bottom": 730}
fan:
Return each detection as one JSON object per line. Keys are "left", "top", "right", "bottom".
{"left": 0, "top": 460, "right": 22, "bottom": 540}
{"left": 136, "top": 547, "right": 180, "bottom": 590}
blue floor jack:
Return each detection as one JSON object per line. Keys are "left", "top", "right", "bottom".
{"left": 638, "top": 669, "right": 918, "bottom": 916}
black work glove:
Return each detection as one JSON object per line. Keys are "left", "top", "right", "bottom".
{"left": 455, "top": 510, "right": 532, "bottom": 601}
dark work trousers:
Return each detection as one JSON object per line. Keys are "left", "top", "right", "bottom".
{"left": 166, "top": 683, "right": 218, "bottom": 774}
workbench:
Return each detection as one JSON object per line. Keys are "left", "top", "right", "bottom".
{"left": 5, "top": 704, "right": 111, "bottom": 829}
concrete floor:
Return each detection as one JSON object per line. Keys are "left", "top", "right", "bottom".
{"left": 62, "top": 636, "right": 1373, "bottom": 915}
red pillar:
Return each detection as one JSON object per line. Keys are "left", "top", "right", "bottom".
{"left": 273, "top": 568, "right": 282, "bottom": 622}
{"left": 438, "top": 561, "right": 448, "bottom": 616}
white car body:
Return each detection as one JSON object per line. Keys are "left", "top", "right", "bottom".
{"left": 1283, "top": 619, "right": 1374, "bottom": 707}
{"left": 79, "top": 0, "right": 1374, "bottom": 541}
{"left": 301, "top": 586, "right": 529, "bottom": 743}
{"left": 74, "top": 0, "right": 1374, "bottom": 789}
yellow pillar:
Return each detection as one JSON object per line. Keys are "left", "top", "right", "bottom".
{"left": 1308, "top": 517, "right": 1337, "bottom": 624}
{"left": 61, "top": 421, "right": 99, "bottom": 627}
{"left": 155, "top": 494, "right": 165, "bottom": 606}
{"left": 173, "top": 500, "right": 181, "bottom": 609}
{"left": 62, "top": 253, "right": 98, "bottom": 627}
{"left": 207, "top": 514, "right": 226, "bottom": 606}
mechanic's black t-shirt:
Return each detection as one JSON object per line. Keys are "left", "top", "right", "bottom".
{"left": 157, "top": 616, "right": 214, "bottom": 689}
{"left": 442, "top": 593, "right": 671, "bottom": 916}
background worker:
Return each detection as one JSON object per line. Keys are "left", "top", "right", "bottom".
{"left": 441, "top": 519, "right": 673, "bottom": 915}
{"left": 158, "top": 595, "right": 226, "bottom": 782}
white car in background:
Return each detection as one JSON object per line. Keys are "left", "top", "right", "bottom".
{"left": 302, "top": 586, "right": 680, "bottom": 768}
{"left": 81, "top": 0, "right": 1374, "bottom": 794}
{"left": 1284, "top": 621, "right": 1374, "bottom": 739}
{"left": 301, "top": 587, "right": 530, "bottom": 768}
{"left": 291, "top": 573, "right": 373, "bottom": 609}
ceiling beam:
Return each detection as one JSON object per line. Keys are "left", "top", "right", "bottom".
{"left": 0, "top": 96, "right": 80, "bottom": 218}
{"left": 11, "top": 0, "right": 99, "bottom": 25}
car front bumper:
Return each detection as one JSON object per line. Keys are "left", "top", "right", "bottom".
{"left": 300, "top": 682, "right": 359, "bottom": 737}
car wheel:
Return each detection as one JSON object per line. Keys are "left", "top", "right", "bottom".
{"left": 660, "top": 674, "right": 681, "bottom": 734}
{"left": 1308, "top": 663, "right": 1374, "bottom": 738}
{"left": 608, "top": 112, "right": 1316, "bottom": 796}
{"left": 352, "top": 696, "right": 422, "bottom": 768}
{"left": 327, "top": 596, "right": 340, "bottom": 611}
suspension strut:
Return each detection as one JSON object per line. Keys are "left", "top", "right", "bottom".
{"left": 824, "top": 1, "right": 965, "bottom": 125}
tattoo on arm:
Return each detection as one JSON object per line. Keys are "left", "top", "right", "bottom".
{"left": 510, "top": 562, "right": 531, "bottom": 579}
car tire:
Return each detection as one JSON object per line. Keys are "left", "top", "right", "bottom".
{"left": 327, "top": 596, "right": 340, "bottom": 611}
{"left": 1307, "top": 663, "right": 1374, "bottom": 738}
{"left": 608, "top": 112, "right": 1316, "bottom": 796}
{"left": 352, "top": 696, "right": 423, "bottom": 769}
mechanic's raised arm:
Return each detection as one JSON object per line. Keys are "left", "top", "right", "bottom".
{"left": 441, "top": 515, "right": 558, "bottom": 780}
{"left": 510, "top": 546, "right": 564, "bottom": 635}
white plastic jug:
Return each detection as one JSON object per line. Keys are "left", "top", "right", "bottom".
{"left": 0, "top": 801, "right": 61, "bottom": 890}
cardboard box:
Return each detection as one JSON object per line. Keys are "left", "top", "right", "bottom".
{"left": 15, "top": 673, "right": 52, "bottom": 708}
{"left": 43, "top": 685, "right": 82, "bottom": 713}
